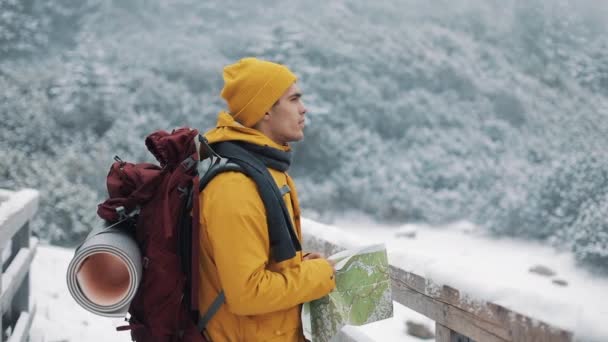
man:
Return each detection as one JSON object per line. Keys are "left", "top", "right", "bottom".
{"left": 198, "top": 58, "right": 336, "bottom": 341}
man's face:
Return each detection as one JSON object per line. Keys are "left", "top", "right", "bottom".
{"left": 264, "top": 83, "right": 307, "bottom": 145}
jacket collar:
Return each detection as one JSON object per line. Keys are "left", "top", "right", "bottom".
{"left": 204, "top": 111, "right": 291, "bottom": 152}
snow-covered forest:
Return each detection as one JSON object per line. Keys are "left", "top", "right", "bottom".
{"left": 1, "top": 0, "right": 608, "bottom": 273}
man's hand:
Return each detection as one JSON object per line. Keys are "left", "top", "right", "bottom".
{"left": 303, "top": 252, "right": 336, "bottom": 275}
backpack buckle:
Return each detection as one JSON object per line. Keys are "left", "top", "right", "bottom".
{"left": 181, "top": 156, "right": 197, "bottom": 170}
{"left": 115, "top": 206, "right": 127, "bottom": 220}
{"left": 115, "top": 206, "right": 141, "bottom": 221}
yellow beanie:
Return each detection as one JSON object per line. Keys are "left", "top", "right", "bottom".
{"left": 220, "top": 57, "right": 297, "bottom": 127}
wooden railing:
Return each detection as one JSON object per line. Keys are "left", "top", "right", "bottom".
{"left": 303, "top": 231, "right": 574, "bottom": 342}
{"left": 0, "top": 189, "right": 38, "bottom": 342}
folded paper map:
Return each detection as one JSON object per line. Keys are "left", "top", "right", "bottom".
{"left": 303, "top": 244, "right": 393, "bottom": 342}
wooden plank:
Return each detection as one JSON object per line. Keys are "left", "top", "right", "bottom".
{"left": 0, "top": 241, "right": 38, "bottom": 315}
{"left": 10, "top": 224, "right": 29, "bottom": 316}
{"left": 2, "top": 240, "right": 12, "bottom": 272}
{"left": 398, "top": 256, "right": 573, "bottom": 341}
{"left": 12, "top": 223, "right": 30, "bottom": 252}
{"left": 0, "top": 245, "right": 2, "bottom": 342}
{"left": 392, "top": 277, "right": 507, "bottom": 342}
{"left": 0, "top": 190, "right": 39, "bottom": 247}
{"left": 390, "top": 265, "right": 572, "bottom": 342}
{"left": 436, "top": 323, "right": 475, "bottom": 342}
{"left": 436, "top": 323, "right": 454, "bottom": 342}
{"left": 390, "top": 267, "right": 510, "bottom": 341}
{"left": 6, "top": 304, "right": 36, "bottom": 342}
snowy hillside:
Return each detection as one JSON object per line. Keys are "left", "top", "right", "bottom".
{"left": 28, "top": 217, "right": 608, "bottom": 341}
{"left": 2, "top": 0, "right": 608, "bottom": 274}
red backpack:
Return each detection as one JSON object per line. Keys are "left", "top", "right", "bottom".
{"left": 97, "top": 127, "right": 226, "bottom": 342}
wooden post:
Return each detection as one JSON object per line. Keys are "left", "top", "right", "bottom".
{"left": 436, "top": 323, "right": 475, "bottom": 342}
{"left": 0, "top": 244, "right": 3, "bottom": 342}
{"left": 11, "top": 223, "right": 30, "bottom": 328}
{"left": 436, "top": 323, "right": 455, "bottom": 342}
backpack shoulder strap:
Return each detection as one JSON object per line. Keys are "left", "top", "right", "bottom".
{"left": 196, "top": 156, "right": 243, "bottom": 333}
{"left": 199, "top": 157, "right": 244, "bottom": 193}
{"left": 197, "top": 291, "right": 225, "bottom": 334}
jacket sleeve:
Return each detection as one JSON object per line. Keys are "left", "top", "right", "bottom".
{"left": 201, "top": 172, "right": 336, "bottom": 316}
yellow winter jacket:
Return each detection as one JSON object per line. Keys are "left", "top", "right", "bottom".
{"left": 198, "top": 112, "right": 336, "bottom": 342}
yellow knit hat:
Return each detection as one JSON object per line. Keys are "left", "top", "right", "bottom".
{"left": 220, "top": 57, "right": 297, "bottom": 127}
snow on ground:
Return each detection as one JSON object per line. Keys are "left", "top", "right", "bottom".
{"left": 27, "top": 215, "right": 608, "bottom": 341}
{"left": 29, "top": 245, "right": 131, "bottom": 342}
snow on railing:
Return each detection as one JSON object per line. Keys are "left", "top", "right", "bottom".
{"left": 0, "top": 189, "right": 38, "bottom": 342}
{"left": 302, "top": 223, "right": 574, "bottom": 342}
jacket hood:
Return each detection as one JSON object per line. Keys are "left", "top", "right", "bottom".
{"left": 204, "top": 111, "right": 291, "bottom": 152}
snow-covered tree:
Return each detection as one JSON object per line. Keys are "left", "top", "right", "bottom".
{"left": 1, "top": 0, "right": 607, "bottom": 272}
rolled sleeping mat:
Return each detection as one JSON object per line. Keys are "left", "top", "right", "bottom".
{"left": 66, "top": 222, "right": 142, "bottom": 317}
